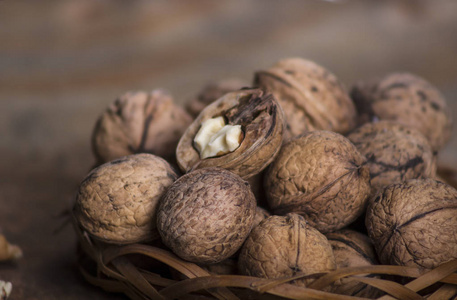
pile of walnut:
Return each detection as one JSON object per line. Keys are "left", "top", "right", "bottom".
{"left": 73, "top": 57, "right": 456, "bottom": 297}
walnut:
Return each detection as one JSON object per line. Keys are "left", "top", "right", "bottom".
{"left": 366, "top": 178, "right": 457, "bottom": 270}
{"left": 176, "top": 88, "right": 285, "bottom": 179}
{"left": 0, "top": 234, "right": 22, "bottom": 262}
{"left": 351, "top": 72, "right": 453, "bottom": 152}
{"left": 254, "top": 57, "right": 357, "bottom": 140}
{"left": 265, "top": 130, "right": 371, "bottom": 233}
{"left": 253, "top": 206, "right": 271, "bottom": 228}
{"left": 74, "top": 153, "right": 178, "bottom": 244}
{"left": 238, "top": 213, "right": 336, "bottom": 286}
{"left": 92, "top": 89, "right": 192, "bottom": 163}
{"left": 347, "top": 121, "right": 436, "bottom": 194}
{"left": 157, "top": 168, "right": 256, "bottom": 264}
{"left": 326, "top": 229, "right": 380, "bottom": 298}
{"left": 185, "top": 78, "right": 249, "bottom": 118}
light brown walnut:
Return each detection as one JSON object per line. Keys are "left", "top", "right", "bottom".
{"left": 347, "top": 121, "right": 436, "bottom": 194}
{"left": 157, "top": 168, "right": 256, "bottom": 264}
{"left": 326, "top": 229, "right": 381, "bottom": 298}
{"left": 351, "top": 73, "right": 452, "bottom": 152}
{"left": 92, "top": 89, "right": 192, "bottom": 163}
{"left": 74, "top": 153, "right": 178, "bottom": 244}
{"left": 366, "top": 178, "right": 457, "bottom": 270}
{"left": 238, "top": 213, "right": 336, "bottom": 287}
{"left": 255, "top": 57, "right": 357, "bottom": 140}
{"left": 265, "top": 130, "right": 371, "bottom": 233}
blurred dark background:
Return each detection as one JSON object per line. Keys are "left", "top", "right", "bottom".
{"left": 1, "top": 0, "right": 456, "bottom": 299}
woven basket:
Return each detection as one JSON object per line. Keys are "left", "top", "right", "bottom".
{"left": 74, "top": 166, "right": 457, "bottom": 300}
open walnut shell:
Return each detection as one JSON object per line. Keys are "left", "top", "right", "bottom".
{"left": 176, "top": 88, "right": 285, "bottom": 179}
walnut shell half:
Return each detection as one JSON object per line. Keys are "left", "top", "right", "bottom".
{"left": 366, "top": 178, "right": 457, "bottom": 270}
{"left": 74, "top": 153, "right": 178, "bottom": 244}
{"left": 157, "top": 168, "right": 256, "bottom": 264}
{"left": 176, "top": 88, "right": 285, "bottom": 179}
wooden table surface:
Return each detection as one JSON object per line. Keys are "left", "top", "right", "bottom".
{"left": 1, "top": 1, "right": 456, "bottom": 299}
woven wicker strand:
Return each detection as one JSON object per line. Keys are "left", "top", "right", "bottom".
{"left": 74, "top": 218, "right": 457, "bottom": 300}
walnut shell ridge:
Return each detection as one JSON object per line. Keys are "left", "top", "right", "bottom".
{"left": 351, "top": 72, "right": 452, "bottom": 152}
{"left": 92, "top": 89, "right": 192, "bottom": 163}
{"left": 366, "top": 178, "right": 457, "bottom": 270}
{"left": 265, "top": 130, "right": 371, "bottom": 233}
{"left": 176, "top": 88, "right": 285, "bottom": 179}
{"left": 238, "top": 213, "right": 336, "bottom": 287}
{"left": 157, "top": 167, "right": 256, "bottom": 264}
{"left": 74, "top": 153, "right": 178, "bottom": 244}
{"left": 254, "top": 57, "right": 357, "bottom": 140}
{"left": 347, "top": 121, "right": 436, "bottom": 194}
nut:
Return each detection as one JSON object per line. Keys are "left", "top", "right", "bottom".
{"left": 238, "top": 213, "right": 336, "bottom": 286}
{"left": 351, "top": 72, "right": 452, "bottom": 152}
{"left": 265, "top": 130, "right": 371, "bottom": 233}
{"left": 253, "top": 206, "right": 271, "bottom": 228}
{"left": 176, "top": 88, "right": 285, "bottom": 179}
{"left": 92, "top": 89, "right": 192, "bottom": 163}
{"left": 194, "top": 117, "right": 242, "bottom": 159}
{"left": 74, "top": 153, "right": 178, "bottom": 244}
{"left": 0, "top": 234, "right": 22, "bottom": 262}
{"left": 326, "top": 229, "right": 380, "bottom": 298}
{"left": 254, "top": 57, "right": 357, "bottom": 140}
{"left": 366, "top": 178, "right": 457, "bottom": 270}
{"left": 157, "top": 168, "right": 256, "bottom": 264}
{"left": 185, "top": 78, "right": 249, "bottom": 118}
{"left": 347, "top": 121, "right": 436, "bottom": 194}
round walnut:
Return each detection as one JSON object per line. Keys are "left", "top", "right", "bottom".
{"left": 176, "top": 88, "right": 285, "bottom": 179}
{"left": 74, "top": 153, "right": 178, "bottom": 244}
{"left": 238, "top": 213, "right": 336, "bottom": 286}
{"left": 185, "top": 78, "right": 249, "bottom": 118}
{"left": 351, "top": 72, "right": 452, "bottom": 152}
{"left": 92, "top": 89, "right": 192, "bottom": 164}
{"left": 254, "top": 57, "right": 357, "bottom": 140}
{"left": 347, "top": 121, "right": 436, "bottom": 194}
{"left": 326, "top": 229, "right": 380, "bottom": 298}
{"left": 265, "top": 130, "right": 371, "bottom": 233}
{"left": 366, "top": 178, "right": 457, "bottom": 270}
{"left": 157, "top": 168, "right": 256, "bottom": 264}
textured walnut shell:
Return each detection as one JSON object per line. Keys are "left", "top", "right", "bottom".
{"left": 347, "top": 121, "right": 436, "bottom": 194}
{"left": 265, "top": 131, "right": 371, "bottom": 233}
{"left": 366, "top": 178, "right": 457, "bottom": 270}
{"left": 157, "top": 168, "right": 256, "bottom": 264}
{"left": 253, "top": 206, "right": 271, "bottom": 228}
{"left": 92, "top": 89, "right": 192, "bottom": 163}
{"left": 238, "top": 213, "right": 336, "bottom": 286}
{"left": 254, "top": 57, "right": 357, "bottom": 140}
{"left": 74, "top": 154, "right": 178, "bottom": 244}
{"left": 185, "top": 78, "right": 249, "bottom": 118}
{"left": 326, "top": 229, "right": 380, "bottom": 298}
{"left": 351, "top": 73, "right": 452, "bottom": 152}
{"left": 176, "top": 88, "right": 285, "bottom": 179}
